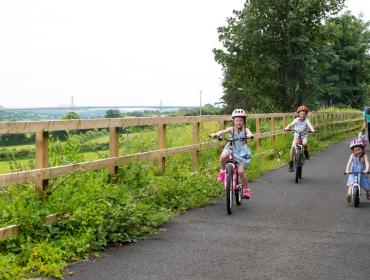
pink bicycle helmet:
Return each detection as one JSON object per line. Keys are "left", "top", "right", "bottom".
{"left": 350, "top": 139, "right": 365, "bottom": 150}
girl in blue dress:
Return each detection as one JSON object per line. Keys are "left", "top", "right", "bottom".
{"left": 345, "top": 138, "right": 370, "bottom": 202}
{"left": 209, "top": 109, "right": 253, "bottom": 198}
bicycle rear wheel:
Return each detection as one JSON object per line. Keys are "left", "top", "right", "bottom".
{"left": 353, "top": 185, "right": 360, "bottom": 208}
{"left": 226, "top": 165, "right": 233, "bottom": 214}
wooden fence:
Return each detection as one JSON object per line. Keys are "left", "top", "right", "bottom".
{"left": 0, "top": 111, "right": 363, "bottom": 190}
{"left": 0, "top": 111, "right": 363, "bottom": 241}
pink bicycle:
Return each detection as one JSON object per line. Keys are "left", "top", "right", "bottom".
{"left": 210, "top": 134, "right": 254, "bottom": 215}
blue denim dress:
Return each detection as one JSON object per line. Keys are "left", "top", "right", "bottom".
{"left": 222, "top": 129, "right": 252, "bottom": 168}
{"left": 346, "top": 155, "right": 370, "bottom": 190}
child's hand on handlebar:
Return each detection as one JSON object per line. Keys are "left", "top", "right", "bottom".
{"left": 344, "top": 171, "right": 349, "bottom": 175}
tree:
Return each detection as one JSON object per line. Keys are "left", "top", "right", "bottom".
{"left": 105, "top": 109, "right": 122, "bottom": 118}
{"left": 62, "top": 112, "right": 80, "bottom": 120}
{"left": 51, "top": 112, "right": 81, "bottom": 140}
{"left": 214, "top": 0, "right": 345, "bottom": 112}
{"left": 316, "top": 13, "right": 370, "bottom": 109}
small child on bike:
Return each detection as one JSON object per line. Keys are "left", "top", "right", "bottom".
{"left": 284, "top": 105, "right": 316, "bottom": 172}
{"left": 345, "top": 139, "right": 370, "bottom": 202}
{"left": 209, "top": 109, "right": 253, "bottom": 198}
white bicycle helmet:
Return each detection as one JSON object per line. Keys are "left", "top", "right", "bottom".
{"left": 350, "top": 138, "right": 365, "bottom": 150}
{"left": 231, "top": 108, "right": 246, "bottom": 119}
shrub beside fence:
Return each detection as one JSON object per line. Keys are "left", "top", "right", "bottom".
{"left": 0, "top": 111, "right": 363, "bottom": 241}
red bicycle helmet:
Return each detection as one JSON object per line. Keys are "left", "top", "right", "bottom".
{"left": 297, "top": 105, "right": 309, "bottom": 113}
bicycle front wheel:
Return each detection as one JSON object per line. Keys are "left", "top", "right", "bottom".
{"left": 226, "top": 165, "right": 233, "bottom": 215}
{"left": 295, "top": 150, "right": 302, "bottom": 183}
{"left": 235, "top": 184, "right": 242, "bottom": 206}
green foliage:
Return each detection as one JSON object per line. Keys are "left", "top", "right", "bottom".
{"left": 214, "top": 0, "right": 370, "bottom": 112}
{"left": 62, "top": 112, "right": 80, "bottom": 120}
{"left": 316, "top": 13, "right": 370, "bottom": 109}
{"left": 0, "top": 133, "right": 34, "bottom": 146}
{"left": 0, "top": 117, "right": 361, "bottom": 279}
{"left": 105, "top": 109, "right": 122, "bottom": 118}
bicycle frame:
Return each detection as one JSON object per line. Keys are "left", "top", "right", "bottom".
{"left": 348, "top": 172, "right": 362, "bottom": 197}
{"left": 225, "top": 144, "right": 241, "bottom": 191}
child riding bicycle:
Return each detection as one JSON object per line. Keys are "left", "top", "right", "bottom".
{"left": 345, "top": 139, "right": 370, "bottom": 202}
{"left": 209, "top": 109, "right": 253, "bottom": 198}
{"left": 284, "top": 105, "right": 316, "bottom": 172}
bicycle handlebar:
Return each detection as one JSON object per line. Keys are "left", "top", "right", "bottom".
{"left": 344, "top": 171, "right": 370, "bottom": 175}
{"left": 209, "top": 134, "right": 254, "bottom": 141}
{"left": 285, "top": 129, "right": 316, "bottom": 134}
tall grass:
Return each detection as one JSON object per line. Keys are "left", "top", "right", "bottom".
{"left": 0, "top": 115, "right": 362, "bottom": 279}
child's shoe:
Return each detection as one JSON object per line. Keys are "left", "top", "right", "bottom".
{"left": 304, "top": 150, "right": 310, "bottom": 160}
{"left": 243, "top": 188, "right": 252, "bottom": 199}
{"left": 217, "top": 169, "right": 226, "bottom": 182}
{"left": 288, "top": 161, "right": 294, "bottom": 172}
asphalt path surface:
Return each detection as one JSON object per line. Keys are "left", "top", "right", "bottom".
{"left": 65, "top": 138, "right": 370, "bottom": 280}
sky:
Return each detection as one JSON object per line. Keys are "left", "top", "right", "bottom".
{"left": 0, "top": 0, "right": 369, "bottom": 108}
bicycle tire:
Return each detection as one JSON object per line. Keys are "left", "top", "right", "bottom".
{"left": 353, "top": 185, "right": 360, "bottom": 208}
{"left": 295, "top": 150, "right": 302, "bottom": 183}
{"left": 235, "top": 182, "right": 242, "bottom": 206}
{"left": 226, "top": 165, "right": 233, "bottom": 214}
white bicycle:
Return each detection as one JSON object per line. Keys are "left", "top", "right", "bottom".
{"left": 344, "top": 171, "right": 368, "bottom": 208}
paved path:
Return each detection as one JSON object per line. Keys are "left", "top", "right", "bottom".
{"left": 65, "top": 139, "right": 370, "bottom": 280}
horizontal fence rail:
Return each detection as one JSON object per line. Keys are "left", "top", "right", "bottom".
{"left": 0, "top": 111, "right": 363, "bottom": 241}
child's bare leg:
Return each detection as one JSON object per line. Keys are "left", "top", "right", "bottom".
{"left": 238, "top": 165, "right": 251, "bottom": 197}
{"left": 217, "top": 153, "right": 229, "bottom": 182}
{"left": 303, "top": 138, "right": 310, "bottom": 159}
{"left": 290, "top": 144, "right": 295, "bottom": 161}
{"left": 346, "top": 186, "right": 352, "bottom": 203}
{"left": 238, "top": 165, "right": 248, "bottom": 187}
{"left": 365, "top": 189, "right": 370, "bottom": 200}
{"left": 220, "top": 153, "right": 228, "bottom": 170}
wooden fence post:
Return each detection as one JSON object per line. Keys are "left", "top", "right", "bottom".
{"left": 219, "top": 120, "right": 225, "bottom": 152}
{"left": 158, "top": 123, "right": 166, "bottom": 172}
{"left": 35, "top": 130, "right": 48, "bottom": 192}
{"left": 256, "top": 118, "right": 261, "bottom": 149}
{"left": 271, "top": 117, "right": 275, "bottom": 146}
{"left": 315, "top": 112, "right": 318, "bottom": 128}
{"left": 109, "top": 127, "right": 120, "bottom": 177}
{"left": 192, "top": 122, "right": 200, "bottom": 171}
{"left": 283, "top": 116, "right": 287, "bottom": 129}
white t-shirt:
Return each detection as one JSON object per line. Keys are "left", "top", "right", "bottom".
{"left": 293, "top": 117, "right": 311, "bottom": 137}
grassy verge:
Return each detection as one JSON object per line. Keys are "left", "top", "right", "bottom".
{"left": 0, "top": 115, "right": 361, "bottom": 279}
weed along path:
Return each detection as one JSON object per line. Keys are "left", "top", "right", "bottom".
{"left": 64, "top": 138, "right": 370, "bottom": 280}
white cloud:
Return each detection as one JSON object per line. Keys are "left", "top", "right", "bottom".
{"left": 0, "top": 0, "right": 368, "bottom": 108}
{"left": 0, "top": 0, "right": 245, "bottom": 107}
